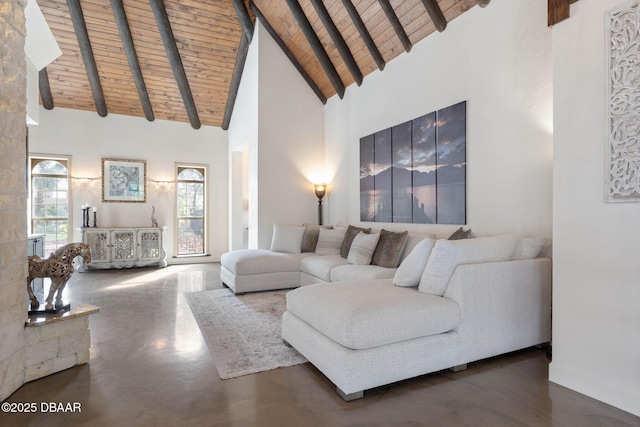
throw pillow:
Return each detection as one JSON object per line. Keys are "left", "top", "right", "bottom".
{"left": 371, "top": 229, "right": 409, "bottom": 268}
{"left": 301, "top": 224, "right": 333, "bottom": 253}
{"left": 393, "top": 237, "right": 436, "bottom": 287}
{"left": 512, "top": 237, "right": 546, "bottom": 260}
{"left": 340, "top": 225, "right": 371, "bottom": 258}
{"left": 418, "top": 234, "right": 518, "bottom": 296}
{"left": 448, "top": 227, "right": 475, "bottom": 240}
{"left": 347, "top": 232, "right": 380, "bottom": 265}
{"left": 269, "top": 224, "right": 305, "bottom": 254}
{"left": 315, "top": 227, "right": 347, "bottom": 256}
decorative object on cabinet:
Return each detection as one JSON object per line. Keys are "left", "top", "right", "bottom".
{"left": 27, "top": 242, "right": 91, "bottom": 313}
{"left": 102, "top": 158, "right": 147, "bottom": 203}
{"left": 606, "top": 0, "right": 640, "bottom": 202}
{"left": 80, "top": 227, "right": 167, "bottom": 270}
{"left": 151, "top": 205, "right": 158, "bottom": 227}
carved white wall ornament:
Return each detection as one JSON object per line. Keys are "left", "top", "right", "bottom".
{"left": 607, "top": 0, "right": 640, "bottom": 202}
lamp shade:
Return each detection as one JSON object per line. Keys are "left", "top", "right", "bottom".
{"left": 314, "top": 184, "right": 326, "bottom": 200}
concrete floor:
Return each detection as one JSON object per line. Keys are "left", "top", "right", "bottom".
{"left": 2, "top": 263, "right": 638, "bottom": 426}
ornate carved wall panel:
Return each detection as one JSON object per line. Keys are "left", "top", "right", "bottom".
{"left": 607, "top": 0, "right": 640, "bottom": 202}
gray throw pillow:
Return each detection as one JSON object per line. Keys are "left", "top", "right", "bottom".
{"left": 340, "top": 225, "right": 371, "bottom": 258}
{"left": 448, "top": 227, "right": 474, "bottom": 240}
{"left": 301, "top": 224, "right": 333, "bottom": 253}
{"left": 371, "top": 229, "right": 409, "bottom": 268}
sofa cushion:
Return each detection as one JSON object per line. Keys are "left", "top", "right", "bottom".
{"left": 347, "top": 232, "right": 380, "bottom": 265}
{"left": 402, "top": 232, "right": 436, "bottom": 261}
{"left": 331, "top": 264, "right": 397, "bottom": 282}
{"left": 419, "top": 234, "right": 518, "bottom": 296}
{"left": 512, "top": 237, "right": 545, "bottom": 260}
{"left": 393, "top": 237, "right": 435, "bottom": 287}
{"left": 221, "top": 249, "right": 310, "bottom": 275}
{"left": 300, "top": 255, "right": 347, "bottom": 282}
{"left": 286, "top": 279, "right": 460, "bottom": 350}
{"left": 315, "top": 228, "right": 347, "bottom": 256}
{"left": 340, "top": 225, "right": 370, "bottom": 258}
{"left": 301, "top": 224, "right": 333, "bottom": 253}
{"left": 270, "top": 224, "right": 305, "bottom": 253}
{"left": 371, "top": 229, "right": 409, "bottom": 268}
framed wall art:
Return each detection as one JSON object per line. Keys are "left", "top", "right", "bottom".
{"left": 102, "top": 158, "right": 147, "bottom": 203}
{"left": 360, "top": 101, "right": 466, "bottom": 224}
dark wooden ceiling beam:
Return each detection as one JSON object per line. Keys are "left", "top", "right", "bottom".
{"left": 66, "top": 0, "right": 107, "bottom": 117}
{"left": 286, "top": 0, "right": 345, "bottom": 99}
{"left": 222, "top": 33, "right": 249, "bottom": 130}
{"left": 377, "top": 0, "right": 412, "bottom": 52}
{"left": 232, "top": 0, "right": 254, "bottom": 42}
{"left": 149, "top": 0, "right": 201, "bottom": 129}
{"left": 111, "top": 0, "right": 154, "bottom": 122}
{"left": 39, "top": 68, "right": 54, "bottom": 110}
{"left": 548, "top": 0, "right": 579, "bottom": 26}
{"left": 420, "top": 0, "right": 447, "bottom": 32}
{"left": 342, "top": 0, "right": 385, "bottom": 71}
{"left": 477, "top": 0, "right": 490, "bottom": 7}
{"left": 309, "top": 0, "right": 363, "bottom": 86}
{"left": 250, "top": 2, "right": 326, "bottom": 104}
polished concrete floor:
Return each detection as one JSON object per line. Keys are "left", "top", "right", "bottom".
{"left": 2, "top": 263, "right": 639, "bottom": 426}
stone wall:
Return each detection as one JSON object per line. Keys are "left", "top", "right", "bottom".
{"left": 0, "top": 0, "right": 28, "bottom": 401}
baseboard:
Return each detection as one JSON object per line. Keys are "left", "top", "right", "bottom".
{"left": 549, "top": 361, "right": 640, "bottom": 417}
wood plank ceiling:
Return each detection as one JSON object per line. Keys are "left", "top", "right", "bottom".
{"left": 37, "top": 0, "right": 497, "bottom": 130}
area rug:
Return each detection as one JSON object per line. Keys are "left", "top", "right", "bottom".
{"left": 184, "top": 288, "right": 307, "bottom": 379}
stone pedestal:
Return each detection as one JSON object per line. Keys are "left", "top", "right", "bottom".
{"left": 24, "top": 303, "right": 99, "bottom": 382}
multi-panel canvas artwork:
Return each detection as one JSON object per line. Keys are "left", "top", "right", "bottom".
{"left": 360, "top": 101, "right": 466, "bottom": 224}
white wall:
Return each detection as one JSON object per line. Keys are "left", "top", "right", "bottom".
{"left": 228, "top": 22, "right": 325, "bottom": 249}
{"left": 325, "top": 1, "right": 553, "bottom": 243}
{"left": 28, "top": 107, "right": 228, "bottom": 262}
{"left": 550, "top": 0, "right": 640, "bottom": 416}
{"left": 228, "top": 28, "right": 259, "bottom": 250}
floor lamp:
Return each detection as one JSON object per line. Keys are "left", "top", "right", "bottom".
{"left": 315, "top": 184, "right": 326, "bottom": 225}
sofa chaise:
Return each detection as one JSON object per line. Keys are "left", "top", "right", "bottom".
{"left": 282, "top": 234, "right": 551, "bottom": 400}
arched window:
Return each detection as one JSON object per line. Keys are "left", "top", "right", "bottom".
{"left": 176, "top": 165, "right": 206, "bottom": 255}
{"left": 30, "top": 157, "right": 70, "bottom": 254}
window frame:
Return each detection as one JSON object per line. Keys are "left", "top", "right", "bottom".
{"left": 174, "top": 163, "right": 208, "bottom": 257}
{"left": 28, "top": 154, "right": 72, "bottom": 253}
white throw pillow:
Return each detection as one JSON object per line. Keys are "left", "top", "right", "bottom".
{"left": 347, "top": 232, "right": 380, "bottom": 265}
{"left": 315, "top": 227, "right": 347, "bottom": 256}
{"left": 269, "top": 224, "right": 305, "bottom": 253}
{"left": 393, "top": 237, "right": 435, "bottom": 287}
{"left": 512, "top": 237, "right": 546, "bottom": 260}
{"left": 418, "top": 234, "right": 518, "bottom": 296}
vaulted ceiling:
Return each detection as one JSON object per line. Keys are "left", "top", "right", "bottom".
{"left": 37, "top": 1, "right": 574, "bottom": 130}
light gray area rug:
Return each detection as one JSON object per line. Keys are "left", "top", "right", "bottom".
{"left": 184, "top": 288, "right": 307, "bottom": 379}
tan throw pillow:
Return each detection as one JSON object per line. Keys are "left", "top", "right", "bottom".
{"left": 371, "top": 229, "right": 409, "bottom": 268}
{"left": 448, "top": 227, "right": 475, "bottom": 240}
{"left": 340, "top": 225, "right": 371, "bottom": 258}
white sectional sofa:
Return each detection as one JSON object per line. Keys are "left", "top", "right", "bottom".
{"left": 220, "top": 224, "right": 430, "bottom": 293}
{"left": 220, "top": 225, "right": 551, "bottom": 401}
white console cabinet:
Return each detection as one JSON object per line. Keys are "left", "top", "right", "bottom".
{"left": 80, "top": 227, "right": 167, "bottom": 271}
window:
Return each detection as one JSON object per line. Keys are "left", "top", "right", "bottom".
{"left": 30, "top": 157, "right": 70, "bottom": 254}
{"left": 176, "top": 165, "right": 206, "bottom": 255}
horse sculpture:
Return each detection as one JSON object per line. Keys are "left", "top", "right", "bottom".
{"left": 27, "top": 242, "right": 92, "bottom": 311}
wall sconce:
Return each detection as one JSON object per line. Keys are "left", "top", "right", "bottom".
{"left": 315, "top": 184, "right": 326, "bottom": 225}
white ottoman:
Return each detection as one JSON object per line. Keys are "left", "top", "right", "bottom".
{"left": 220, "top": 249, "right": 312, "bottom": 294}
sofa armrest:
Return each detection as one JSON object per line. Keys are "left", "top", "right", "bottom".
{"left": 443, "top": 258, "right": 552, "bottom": 363}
